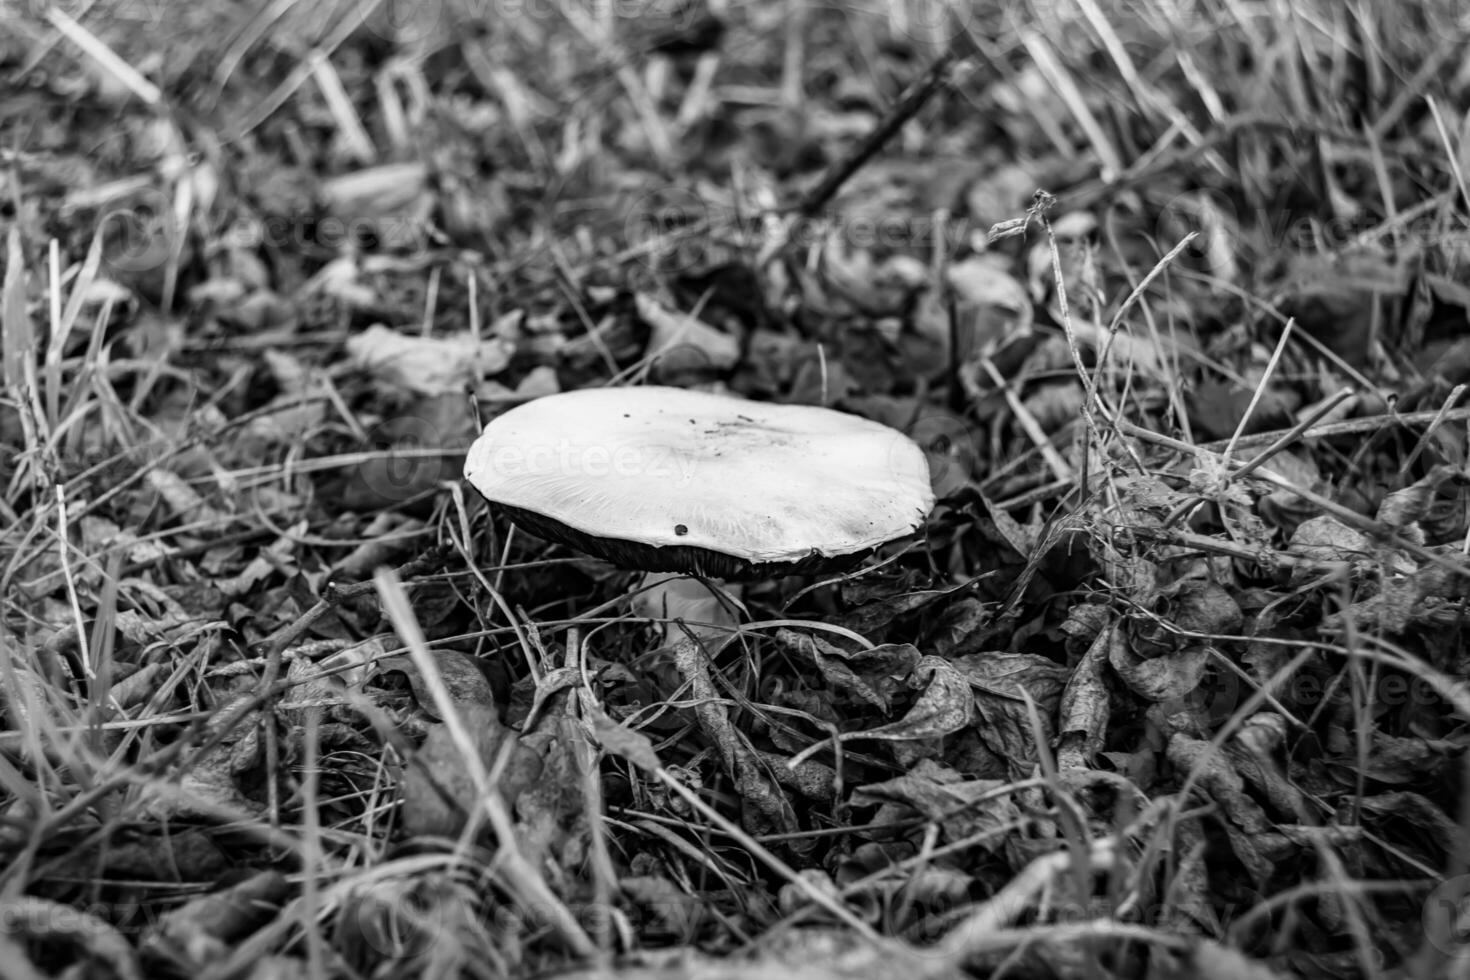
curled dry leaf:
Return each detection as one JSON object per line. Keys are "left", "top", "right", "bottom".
{"left": 1127, "top": 579, "right": 1242, "bottom": 655}
{"left": 1356, "top": 791, "right": 1460, "bottom": 856}
{"left": 347, "top": 323, "right": 513, "bottom": 395}
{"left": 397, "top": 703, "right": 547, "bottom": 838}
{"left": 838, "top": 583, "right": 962, "bottom": 637}
{"left": 1324, "top": 575, "right": 1424, "bottom": 633}
{"left": 1377, "top": 463, "right": 1464, "bottom": 532}
{"left": 591, "top": 709, "right": 664, "bottom": 774}
{"left": 929, "top": 596, "right": 990, "bottom": 657}
{"left": 1056, "top": 624, "right": 1113, "bottom": 769}
{"left": 376, "top": 648, "right": 498, "bottom": 719}
{"left": 301, "top": 255, "right": 379, "bottom": 308}
{"left": 279, "top": 639, "right": 379, "bottom": 722}
{"left": 216, "top": 526, "right": 305, "bottom": 597}
{"left": 945, "top": 253, "right": 1032, "bottom": 366}
{"left": 477, "top": 363, "right": 561, "bottom": 403}
{"left": 636, "top": 292, "right": 741, "bottom": 380}
{"left": 954, "top": 652, "right": 1070, "bottom": 775}
{"left": 141, "top": 696, "right": 266, "bottom": 821}
{"left": 852, "top": 758, "right": 1019, "bottom": 849}
{"left": 1286, "top": 515, "right": 1378, "bottom": 584}
{"left": 1227, "top": 715, "right": 1308, "bottom": 820}
{"left": 110, "top": 662, "right": 169, "bottom": 710}
{"left": 1116, "top": 581, "right": 1242, "bottom": 706}
{"left": 782, "top": 628, "right": 917, "bottom": 705}
{"left": 1258, "top": 449, "right": 1321, "bottom": 533}
{"left": 513, "top": 719, "right": 592, "bottom": 867}
{"left": 834, "top": 655, "right": 975, "bottom": 760}
{"left": 1166, "top": 733, "right": 1273, "bottom": 884}
{"left": 812, "top": 640, "right": 923, "bottom": 713}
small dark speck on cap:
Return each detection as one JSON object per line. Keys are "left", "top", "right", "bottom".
{"left": 674, "top": 524, "right": 689, "bottom": 535}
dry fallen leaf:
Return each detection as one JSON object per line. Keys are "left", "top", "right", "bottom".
{"left": 836, "top": 655, "right": 976, "bottom": 767}
{"left": 397, "top": 703, "right": 546, "bottom": 838}
{"left": 347, "top": 323, "right": 513, "bottom": 395}
{"left": 1286, "top": 515, "right": 1376, "bottom": 583}
{"left": 636, "top": 292, "right": 741, "bottom": 380}
{"left": 852, "top": 758, "right": 1019, "bottom": 847}
{"left": 377, "top": 648, "right": 498, "bottom": 718}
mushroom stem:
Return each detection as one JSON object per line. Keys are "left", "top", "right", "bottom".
{"left": 631, "top": 572, "right": 744, "bottom": 650}
{"left": 631, "top": 572, "right": 796, "bottom": 834}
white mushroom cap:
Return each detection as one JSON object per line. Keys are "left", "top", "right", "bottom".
{"left": 464, "top": 386, "right": 935, "bottom": 577}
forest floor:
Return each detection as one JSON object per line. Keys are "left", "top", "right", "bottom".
{"left": 3, "top": 1, "right": 1470, "bottom": 978}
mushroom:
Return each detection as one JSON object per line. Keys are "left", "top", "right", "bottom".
{"left": 464, "top": 385, "right": 936, "bottom": 835}
{"left": 463, "top": 385, "right": 935, "bottom": 579}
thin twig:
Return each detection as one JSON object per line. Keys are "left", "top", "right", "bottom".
{"left": 798, "top": 47, "right": 963, "bottom": 216}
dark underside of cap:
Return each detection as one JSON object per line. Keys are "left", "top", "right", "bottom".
{"left": 493, "top": 504, "right": 871, "bottom": 580}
